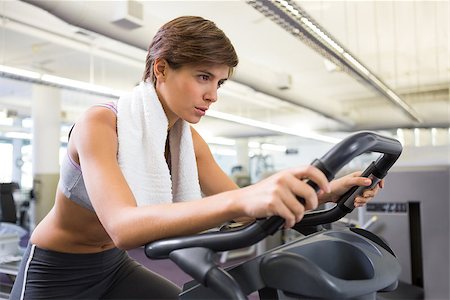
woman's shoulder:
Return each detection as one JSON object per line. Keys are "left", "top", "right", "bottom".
{"left": 79, "top": 104, "right": 118, "bottom": 129}
{"left": 70, "top": 105, "right": 118, "bottom": 149}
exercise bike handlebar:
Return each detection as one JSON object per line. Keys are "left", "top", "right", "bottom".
{"left": 293, "top": 131, "right": 402, "bottom": 227}
{"left": 145, "top": 131, "right": 402, "bottom": 259}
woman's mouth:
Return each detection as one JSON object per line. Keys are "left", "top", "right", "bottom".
{"left": 195, "top": 106, "right": 207, "bottom": 116}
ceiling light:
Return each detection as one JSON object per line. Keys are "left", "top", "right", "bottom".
{"left": 248, "top": 141, "right": 260, "bottom": 148}
{"left": 0, "top": 64, "right": 124, "bottom": 98}
{"left": 431, "top": 128, "right": 437, "bottom": 146}
{"left": 204, "top": 136, "right": 236, "bottom": 146}
{"left": 4, "top": 131, "right": 32, "bottom": 140}
{"left": 1, "top": 64, "right": 340, "bottom": 143}
{"left": 0, "top": 65, "right": 40, "bottom": 79}
{"left": 210, "top": 147, "right": 237, "bottom": 156}
{"left": 41, "top": 74, "right": 124, "bottom": 97}
{"left": 0, "top": 109, "right": 7, "bottom": 120}
{"left": 396, "top": 128, "right": 405, "bottom": 146}
{"left": 260, "top": 143, "right": 287, "bottom": 152}
{"left": 248, "top": 141, "right": 287, "bottom": 152}
{"left": 414, "top": 128, "right": 421, "bottom": 147}
{"left": 21, "top": 118, "right": 32, "bottom": 128}
{"left": 207, "top": 110, "right": 340, "bottom": 144}
{"left": 247, "top": 0, "right": 422, "bottom": 123}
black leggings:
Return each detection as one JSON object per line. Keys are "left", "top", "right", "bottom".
{"left": 10, "top": 243, "right": 181, "bottom": 299}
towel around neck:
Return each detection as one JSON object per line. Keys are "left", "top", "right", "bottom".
{"left": 116, "top": 82, "right": 201, "bottom": 206}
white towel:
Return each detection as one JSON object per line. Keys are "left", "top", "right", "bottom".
{"left": 116, "top": 82, "right": 201, "bottom": 206}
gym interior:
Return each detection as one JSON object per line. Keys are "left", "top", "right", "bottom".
{"left": 0, "top": 1, "right": 448, "bottom": 299}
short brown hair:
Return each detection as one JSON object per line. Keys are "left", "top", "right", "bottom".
{"left": 142, "top": 16, "right": 238, "bottom": 84}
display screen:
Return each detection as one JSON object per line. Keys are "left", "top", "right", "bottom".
{"left": 366, "top": 202, "right": 408, "bottom": 213}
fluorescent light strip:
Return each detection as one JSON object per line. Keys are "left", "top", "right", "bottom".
{"left": 210, "top": 147, "right": 237, "bottom": 156}
{"left": 249, "top": 0, "right": 422, "bottom": 123}
{"left": 206, "top": 139, "right": 287, "bottom": 153}
{"left": 414, "top": 128, "right": 421, "bottom": 147}
{"left": 4, "top": 131, "right": 31, "bottom": 140}
{"left": 41, "top": 74, "right": 123, "bottom": 97}
{"left": 277, "top": 0, "right": 345, "bottom": 55}
{"left": 207, "top": 110, "right": 340, "bottom": 144}
{"left": 396, "top": 128, "right": 405, "bottom": 146}
{"left": 0, "top": 65, "right": 40, "bottom": 79}
{"left": 343, "top": 53, "right": 370, "bottom": 76}
{"left": 260, "top": 143, "right": 287, "bottom": 152}
{"left": 204, "top": 136, "right": 236, "bottom": 146}
{"left": 0, "top": 64, "right": 125, "bottom": 98}
{"left": 1, "top": 64, "right": 339, "bottom": 143}
{"left": 300, "top": 17, "right": 344, "bottom": 54}
{"left": 248, "top": 141, "right": 286, "bottom": 152}
{"left": 431, "top": 128, "right": 437, "bottom": 146}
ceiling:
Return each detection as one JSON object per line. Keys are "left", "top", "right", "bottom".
{"left": 0, "top": 0, "right": 448, "bottom": 144}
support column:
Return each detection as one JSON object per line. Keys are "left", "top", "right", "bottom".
{"left": 233, "top": 138, "right": 251, "bottom": 187}
{"left": 235, "top": 138, "right": 249, "bottom": 174}
{"left": 31, "top": 84, "right": 61, "bottom": 228}
{"left": 11, "top": 117, "right": 23, "bottom": 185}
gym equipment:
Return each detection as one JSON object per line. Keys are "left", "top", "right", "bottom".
{"left": 364, "top": 166, "right": 450, "bottom": 299}
{"left": 0, "top": 183, "right": 20, "bottom": 224}
{"left": 145, "top": 132, "right": 403, "bottom": 299}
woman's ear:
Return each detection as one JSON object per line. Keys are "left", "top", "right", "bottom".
{"left": 154, "top": 59, "right": 167, "bottom": 82}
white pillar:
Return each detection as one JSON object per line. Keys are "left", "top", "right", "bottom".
{"left": 432, "top": 128, "right": 449, "bottom": 146}
{"left": 11, "top": 118, "right": 23, "bottom": 184}
{"left": 232, "top": 138, "right": 252, "bottom": 187}
{"left": 235, "top": 138, "right": 249, "bottom": 173}
{"left": 401, "top": 129, "right": 415, "bottom": 147}
{"left": 31, "top": 84, "right": 61, "bottom": 228}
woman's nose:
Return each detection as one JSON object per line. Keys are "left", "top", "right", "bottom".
{"left": 204, "top": 86, "right": 218, "bottom": 103}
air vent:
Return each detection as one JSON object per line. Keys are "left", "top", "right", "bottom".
{"left": 111, "top": 0, "right": 144, "bottom": 30}
{"left": 127, "top": 0, "right": 143, "bottom": 20}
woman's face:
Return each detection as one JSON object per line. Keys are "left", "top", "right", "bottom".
{"left": 155, "top": 61, "right": 229, "bottom": 128}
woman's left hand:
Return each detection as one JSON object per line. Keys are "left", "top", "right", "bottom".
{"left": 318, "top": 171, "right": 384, "bottom": 207}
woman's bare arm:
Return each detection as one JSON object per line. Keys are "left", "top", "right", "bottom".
{"left": 73, "top": 109, "right": 328, "bottom": 249}
{"left": 73, "top": 108, "right": 241, "bottom": 249}
{"left": 191, "top": 127, "right": 239, "bottom": 196}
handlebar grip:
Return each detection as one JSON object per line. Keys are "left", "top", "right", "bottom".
{"left": 338, "top": 162, "right": 378, "bottom": 211}
{"left": 296, "top": 158, "right": 335, "bottom": 205}
{"left": 339, "top": 174, "right": 381, "bottom": 211}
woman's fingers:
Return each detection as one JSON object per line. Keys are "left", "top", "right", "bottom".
{"left": 285, "top": 176, "right": 319, "bottom": 211}
{"left": 291, "top": 166, "right": 331, "bottom": 194}
{"left": 270, "top": 167, "right": 328, "bottom": 227}
{"left": 240, "top": 166, "right": 332, "bottom": 227}
{"left": 278, "top": 183, "right": 306, "bottom": 224}
{"left": 354, "top": 183, "right": 382, "bottom": 207}
{"left": 346, "top": 175, "right": 372, "bottom": 189}
{"left": 276, "top": 199, "right": 304, "bottom": 228}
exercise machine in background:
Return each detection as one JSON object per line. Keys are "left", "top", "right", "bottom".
{"left": 363, "top": 166, "right": 449, "bottom": 300}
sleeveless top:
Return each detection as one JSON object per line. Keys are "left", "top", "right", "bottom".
{"left": 58, "top": 103, "right": 117, "bottom": 211}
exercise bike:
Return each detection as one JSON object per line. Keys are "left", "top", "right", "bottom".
{"left": 145, "top": 131, "right": 403, "bottom": 299}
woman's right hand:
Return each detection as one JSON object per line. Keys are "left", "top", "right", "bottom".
{"left": 231, "top": 166, "right": 331, "bottom": 228}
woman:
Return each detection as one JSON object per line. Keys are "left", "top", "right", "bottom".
{"left": 10, "top": 16, "right": 382, "bottom": 299}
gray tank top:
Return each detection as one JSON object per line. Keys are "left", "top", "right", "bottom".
{"left": 58, "top": 103, "right": 117, "bottom": 211}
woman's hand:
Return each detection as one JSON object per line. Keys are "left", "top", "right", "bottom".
{"left": 231, "top": 166, "right": 331, "bottom": 229}
{"left": 318, "top": 171, "right": 384, "bottom": 207}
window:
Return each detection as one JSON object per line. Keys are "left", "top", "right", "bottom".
{"left": 0, "top": 142, "right": 13, "bottom": 183}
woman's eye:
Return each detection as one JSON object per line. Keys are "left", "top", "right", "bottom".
{"left": 199, "top": 75, "right": 209, "bottom": 81}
